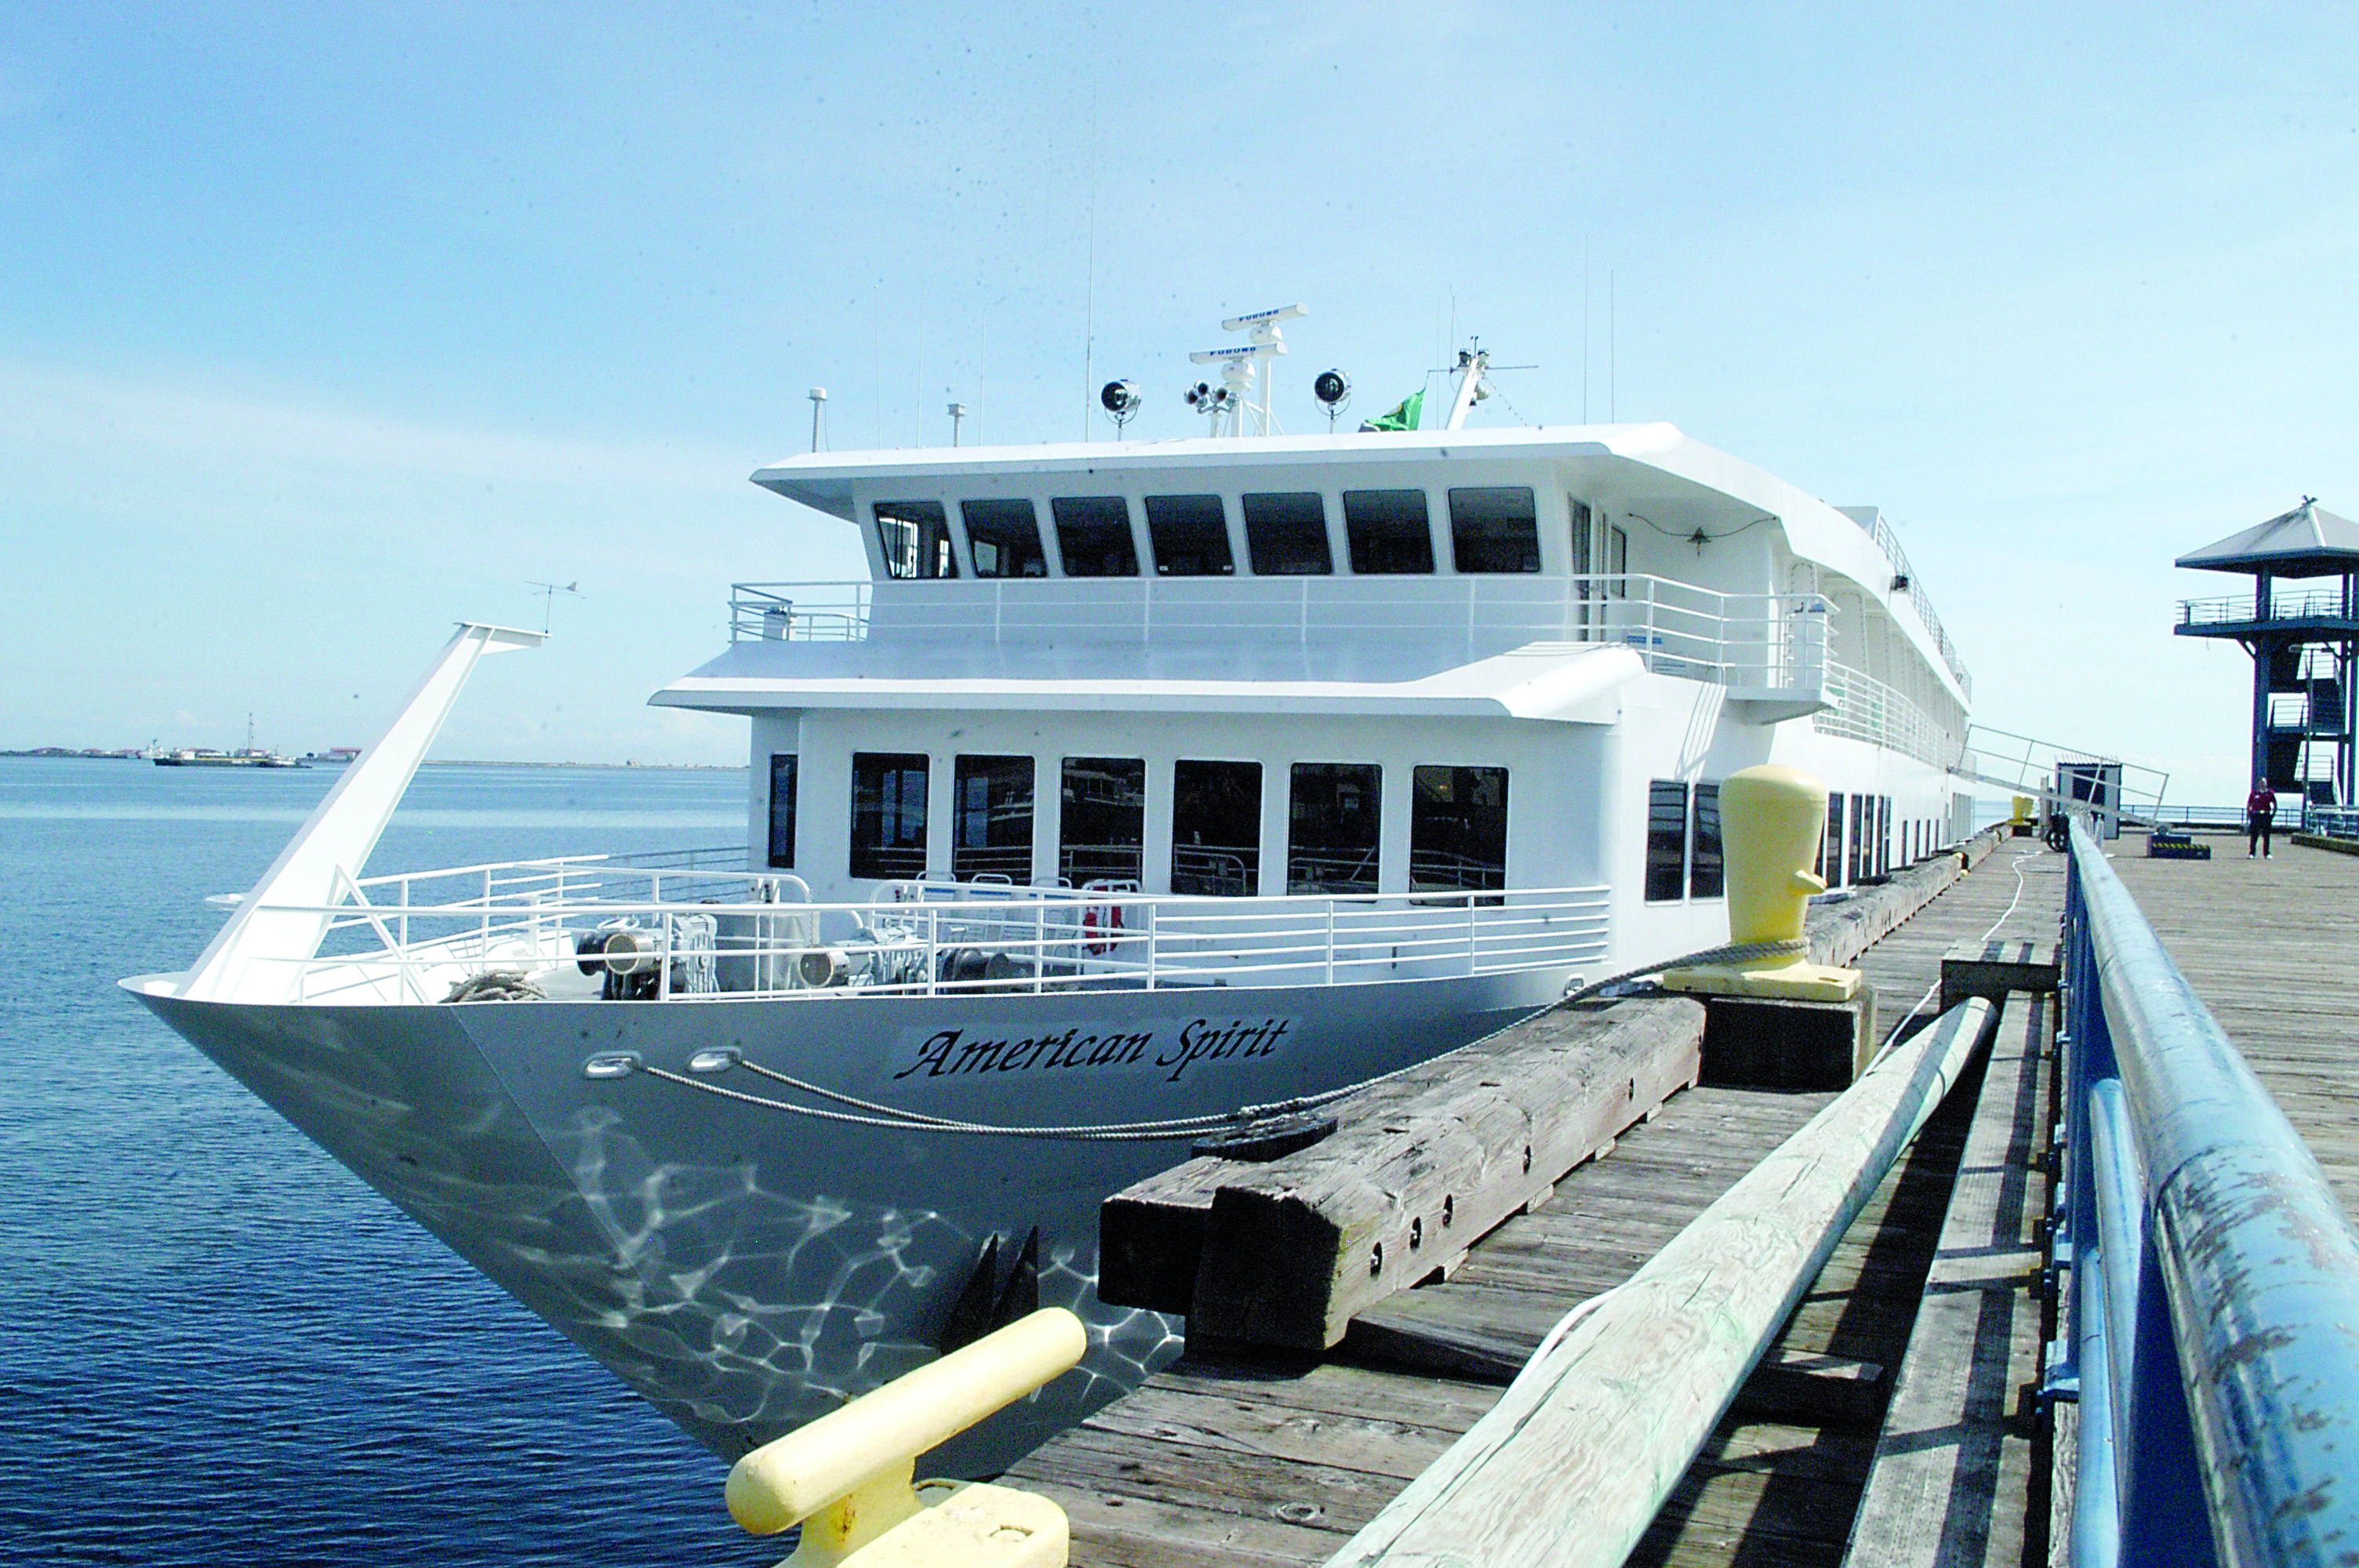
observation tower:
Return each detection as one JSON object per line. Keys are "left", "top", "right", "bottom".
{"left": 2175, "top": 498, "right": 2359, "bottom": 808}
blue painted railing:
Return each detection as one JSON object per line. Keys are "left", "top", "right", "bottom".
{"left": 2048, "top": 818, "right": 2359, "bottom": 1566}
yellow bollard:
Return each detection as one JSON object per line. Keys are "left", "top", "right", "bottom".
{"left": 726, "top": 1307, "right": 1085, "bottom": 1567}
{"left": 2011, "top": 794, "right": 2034, "bottom": 826}
{"left": 1659, "top": 764, "right": 1863, "bottom": 1003}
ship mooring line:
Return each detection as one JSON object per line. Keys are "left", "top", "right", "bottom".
{"left": 1877, "top": 846, "right": 2042, "bottom": 1055}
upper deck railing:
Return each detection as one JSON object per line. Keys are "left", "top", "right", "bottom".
{"left": 265, "top": 853, "right": 1612, "bottom": 1007}
{"left": 1812, "top": 663, "right": 1965, "bottom": 771}
{"left": 2048, "top": 817, "right": 2359, "bottom": 1566}
{"left": 1845, "top": 509, "right": 1973, "bottom": 699}
{"left": 2178, "top": 587, "right": 2357, "bottom": 627}
{"left": 730, "top": 575, "right": 1834, "bottom": 694}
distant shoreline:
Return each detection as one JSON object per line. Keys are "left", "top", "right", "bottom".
{"left": 0, "top": 751, "right": 745, "bottom": 771}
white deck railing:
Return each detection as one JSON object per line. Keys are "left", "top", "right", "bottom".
{"left": 260, "top": 853, "right": 1611, "bottom": 1007}
{"left": 1812, "top": 662, "right": 1965, "bottom": 771}
{"left": 730, "top": 577, "right": 1832, "bottom": 694}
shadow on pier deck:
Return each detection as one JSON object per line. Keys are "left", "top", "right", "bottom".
{"left": 1005, "top": 836, "right": 2070, "bottom": 1567}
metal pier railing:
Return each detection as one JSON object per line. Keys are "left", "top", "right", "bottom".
{"left": 2048, "top": 817, "right": 2359, "bottom": 1567}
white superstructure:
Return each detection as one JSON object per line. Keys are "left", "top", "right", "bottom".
{"left": 125, "top": 325, "right": 1976, "bottom": 1476}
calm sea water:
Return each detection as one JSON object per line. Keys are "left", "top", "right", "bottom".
{"left": 0, "top": 758, "right": 787, "bottom": 1566}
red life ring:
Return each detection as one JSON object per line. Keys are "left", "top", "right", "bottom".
{"left": 1082, "top": 901, "right": 1123, "bottom": 956}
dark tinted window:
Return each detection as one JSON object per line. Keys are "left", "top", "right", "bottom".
{"left": 766, "top": 753, "right": 798, "bottom": 869}
{"left": 1289, "top": 763, "right": 1381, "bottom": 895}
{"left": 1877, "top": 796, "right": 1892, "bottom": 877}
{"left": 1061, "top": 757, "right": 1144, "bottom": 887}
{"left": 851, "top": 753, "right": 929, "bottom": 880}
{"left": 1243, "top": 492, "right": 1332, "bottom": 575}
{"left": 953, "top": 755, "right": 1034, "bottom": 881}
{"left": 1689, "top": 783, "right": 1723, "bottom": 898}
{"left": 961, "top": 499, "right": 1046, "bottom": 579}
{"left": 1848, "top": 794, "right": 1870, "bottom": 885}
{"left": 1144, "top": 494, "right": 1233, "bottom": 576}
{"left": 1411, "top": 765, "right": 1508, "bottom": 892}
{"left": 1448, "top": 487, "right": 1540, "bottom": 573}
{"left": 1172, "top": 760, "right": 1261, "bottom": 897}
{"left": 874, "top": 500, "right": 957, "bottom": 579}
{"left": 1646, "top": 780, "right": 1688, "bottom": 902}
{"left": 1050, "top": 495, "right": 1139, "bottom": 577}
{"left": 1343, "top": 488, "right": 1434, "bottom": 574}
{"left": 1822, "top": 793, "right": 1845, "bottom": 887}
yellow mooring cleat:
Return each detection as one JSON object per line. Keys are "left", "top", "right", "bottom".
{"left": 1659, "top": 764, "right": 1863, "bottom": 1004}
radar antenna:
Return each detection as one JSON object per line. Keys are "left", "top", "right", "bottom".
{"left": 1188, "top": 303, "right": 1305, "bottom": 437}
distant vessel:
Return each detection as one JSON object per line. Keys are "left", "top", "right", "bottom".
{"left": 154, "top": 715, "right": 309, "bottom": 768}
{"left": 128, "top": 307, "right": 1979, "bottom": 1475}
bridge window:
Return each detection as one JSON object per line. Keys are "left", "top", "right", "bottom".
{"left": 1145, "top": 494, "right": 1234, "bottom": 576}
{"left": 1343, "top": 488, "right": 1436, "bottom": 574}
{"left": 1172, "top": 760, "right": 1261, "bottom": 897}
{"left": 1051, "top": 495, "right": 1140, "bottom": 577}
{"left": 1449, "top": 487, "right": 1541, "bottom": 574}
{"left": 1646, "top": 780, "right": 1688, "bottom": 902}
{"left": 850, "top": 752, "right": 929, "bottom": 880}
{"left": 767, "top": 753, "right": 798, "bottom": 869}
{"left": 1243, "top": 492, "right": 1332, "bottom": 575}
{"left": 1689, "top": 783, "right": 1724, "bottom": 898}
{"left": 874, "top": 501, "right": 958, "bottom": 579}
{"left": 961, "top": 499, "right": 1047, "bottom": 579}
{"left": 1289, "top": 763, "right": 1382, "bottom": 895}
{"left": 1061, "top": 757, "right": 1144, "bottom": 887}
{"left": 953, "top": 755, "right": 1034, "bottom": 881}
{"left": 1411, "top": 765, "right": 1508, "bottom": 892}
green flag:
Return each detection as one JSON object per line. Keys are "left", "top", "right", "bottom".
{"left": 1361, "top": 389, "right": 1423, "bottom": 433}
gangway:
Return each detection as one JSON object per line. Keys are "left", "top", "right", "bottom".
{"left": 1959, "top": 724, "right": 2171, "bottom": 836}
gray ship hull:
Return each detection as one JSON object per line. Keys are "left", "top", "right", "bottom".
{"left": 128, "top": 967, "right": 1564, "bottom": 1473}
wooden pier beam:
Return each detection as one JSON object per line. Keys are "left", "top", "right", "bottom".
{"left": 1325, "top": 997, "right": 1999, "bottom": 1568}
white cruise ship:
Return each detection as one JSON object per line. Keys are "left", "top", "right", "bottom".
{"left": 125, "top": 321, "right": 1976, "bottom": 1475}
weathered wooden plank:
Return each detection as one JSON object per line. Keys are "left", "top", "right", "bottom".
{"left": 1099, "top": 1156, "right": 1230, "bottom": 1313}
{"left": 1329, "top": 999, "right": 1999, "bottom": 1568}
{"left": 1939, "top": 938, "right": 2060, "bottom": 1011}
{"left": 2106, "top": 848, "right": 2359, "bottom": 1224}
{"left": 1185, "top": 996, "right": 1705, "bottom": 1349}
{"left": 1846, "top": 991, "right": 2051, "bottom": 1566}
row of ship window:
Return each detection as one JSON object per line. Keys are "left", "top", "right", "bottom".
{"left": 767, "top": 753, "right": 1508, "bottom": 896}
{"left": 1643, "top": 786, "right": 1942, "bottom": 904}
{"left": 771, "top": 754, "right": 1937, "bottom": 903}
{"left": 874, "top": 488, "right": 1630, "bottom": 582}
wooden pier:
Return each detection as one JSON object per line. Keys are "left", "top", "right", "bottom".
{"left": 1001, "top": 836, "right": 2072, "bottom": 1566}
{"left": 2106, "top": 838, "right": 2359, "bottom": 1217}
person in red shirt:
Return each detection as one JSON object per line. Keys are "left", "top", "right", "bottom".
{"left": 2246, "top": 779, "right": 2277, "bottom": 858}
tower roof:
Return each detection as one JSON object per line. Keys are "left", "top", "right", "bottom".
{"left": 2176, "top": 498, "right": 2359, "bottom": 578}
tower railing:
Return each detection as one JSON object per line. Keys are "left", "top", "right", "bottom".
{"left": 2177, "top": 587, "right": 2355, "bottom": 626}
{"left": 2047, "top": 816, "right": 2359, "bottom": 1566}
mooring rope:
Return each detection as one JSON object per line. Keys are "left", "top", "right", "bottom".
{"left": 1876, "top": 844, "right": 2043, "bottom": 1056}
{"left": 602, "top": 933, "right": 1813, "bottom": 1142}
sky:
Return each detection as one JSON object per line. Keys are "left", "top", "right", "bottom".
{"left": 0, "top": 2, "right": 2353, "bottom": 802}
